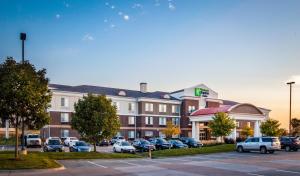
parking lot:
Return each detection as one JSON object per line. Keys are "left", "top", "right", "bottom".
{"left": 1, "top": 151, "right": 300, "bottom": 176}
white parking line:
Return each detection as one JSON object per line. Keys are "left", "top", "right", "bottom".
{"left": 118, "top": 160, "right": 141, "bottom": 166}
{"left": 276, "top": 170, "right": 300, "bottom": 174}
{"left": 142, "top": 159, "right": 170, "bottom": 164}
{"left": 87, "top": 161, "right": 107, "bottom": 168}
{"left": 247, "top": 173, "right": 265, "bottom": 176}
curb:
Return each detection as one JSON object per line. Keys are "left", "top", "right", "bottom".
{"left": 0, "top": 160, "right": 65, "bottom": 173}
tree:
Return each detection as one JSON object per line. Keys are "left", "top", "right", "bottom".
{"left": 291, "top": 118, "right": 300, "bottom": 136}
{"left": 0, "top": 58, "right": 51, "bottom": 159}
{"left": 71, "top": 94, "right": 120, "bottom": 152}
{"left": 260, "top": 119, "right": 282, "bottom": 136}
{"left": 240, "top": 126, "right": 254, "bottom": 138}
{"left": 161, "top": 121, "right": 181, "bottom": 139}
{"left": 208, "top": 112, "right": 236, "bottom": 143}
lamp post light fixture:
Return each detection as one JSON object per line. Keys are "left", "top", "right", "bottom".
{"left": 286, "top": 81, "right": 295, "bottom": 136}
{"left": 20, "top": 33, "right": 26, "bottom": 63}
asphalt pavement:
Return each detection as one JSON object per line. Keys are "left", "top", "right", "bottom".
{"left": 1, "top": 150, "right": 300, "bottom": 176}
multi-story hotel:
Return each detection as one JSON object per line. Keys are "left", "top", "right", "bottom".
{"left": 40, "top": 83, "right": 270, "bottom": 141}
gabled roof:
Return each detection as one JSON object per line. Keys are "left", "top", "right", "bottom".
{"left": 49, "top": 84, "right": 180, "bottom": 101}
{"left": 191, "top": 105, "right": 232, "bottom": 116}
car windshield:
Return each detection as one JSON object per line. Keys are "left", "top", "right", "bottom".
{"left": 48, "top": 140, "right": 61, "bottom": 145}
{"left": 76, "top": 142, "right": 88, "bottom": 146}
{"left": 28, "top": 135, "right": 39, "bottom": 138}
{"left": 121, "top": 142, "right": 130, "bottom": 146}
{"left": 141, "top": 140, "right": 150, "bottom": 145}
{"left": 118, "top": 137, "right": 124, "bottom": 139}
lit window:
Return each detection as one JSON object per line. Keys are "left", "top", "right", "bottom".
{"left": 145, "top": 116, "right": 153, "bottom": 125}
{"left": 128, "top": 116, "right": 135, "bottom": 125}
{"left": 159, "top": 117, "right": 166, "bottom": 125}
{"left": 247, "top": 122, "right": 251, "bottom": 127}
{"left": 236, "top": 122, "right": 240, "bottom": 128}
{"left": 159, "top": 104, "right": 167, "bottom": 113}
{"left": 60, "top": 113, "right": 69, "bottom": 122}
{"left": 188, "top": 106, "right": 196, "bottom": 113}
{"left": 145, "top": 103, "right": 153, "bottom": 112}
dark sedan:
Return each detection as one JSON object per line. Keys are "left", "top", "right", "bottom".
{"left": 97, "top": 139, "right": 110, "bottom": 146}
{"left": 169, "top": 140, "right": 188, "bottom": 149}
{"left": 180, "top": 137, "right": 203, "bottom": 148}
{"left": 43, "top": 139, "right": 64, "bottom": 152}
{"left": 132, "top": 139, "right": 156, "bottom": 152}
{"left": 69, "top": 141, "right": 91, "bottom": 152}
{"left": 149, "top": 138, "right": 171, "bottom": 150}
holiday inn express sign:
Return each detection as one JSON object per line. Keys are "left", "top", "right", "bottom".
{"left": 195, "top": 88, "right": 209, "bottom": 97}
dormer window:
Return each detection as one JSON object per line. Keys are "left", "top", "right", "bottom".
{"left": 118, "top": 90, "right": 126, "bottom": 96}
{"left": 163, "top": 94, "right": 170, "bottom": 99}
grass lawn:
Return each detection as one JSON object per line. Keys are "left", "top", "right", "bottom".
{"left": 144, "top": 144, "right": 235, "bottom": 158}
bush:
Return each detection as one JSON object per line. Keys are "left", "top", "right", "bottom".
{"left": 236, "top": 137, "right": 246, "bottom": 143}
{"left": 224, "top": 138, "right": 235, "bottom": 144}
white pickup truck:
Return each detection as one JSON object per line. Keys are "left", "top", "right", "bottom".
{"left": 26, "top": 134, "right": 42, "bottom": 147}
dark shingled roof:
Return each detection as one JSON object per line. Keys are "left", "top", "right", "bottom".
{"left": 49, "top": 84, "right": 180, "bottom": 101}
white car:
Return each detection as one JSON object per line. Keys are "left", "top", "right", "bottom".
{"left": 113, "top": 141, "right": 136, "bottom": 154}
{"left": 64, "top": 137, "right": 79, "bottom": 146}
{"left": 26, "top": 134, "right": 42, "bottom": 147}
{"left": 111, "top": 136, "right": 125, "bottom": 145}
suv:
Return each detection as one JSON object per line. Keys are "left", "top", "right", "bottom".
{"left": 236, "top": 137, "right": 281, "bottom": 154}
{"left": 26, "top": 134, "right": 42, "bottom": 147}
{"left": 180, "top": 137, "right": 203, "bottom": 148}
{"left": 280, "top": 136, "right": 300, "bottom": 152}
{"left": 148, "top": 138, "right": 171, "bottom": 150}
{"left": 132, "top": 139, "right": 156, "bottom": 152}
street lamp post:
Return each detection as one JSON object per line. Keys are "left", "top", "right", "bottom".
{"left": 20, "top": 33, "right": 26, "bottom": 152}
{"left": 287, "top": 81, "right": 295, "bottom": 136}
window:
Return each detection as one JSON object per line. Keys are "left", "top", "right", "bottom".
{"left": 172, "top": 105, "right": 180, "bottom": 113}
{"left": 61, "top": 97, "right": 69, "bottom": 107}
{"left": 145, "top": 131, "right": 153, "bottom": 137}
{"left": 247, "top": 122, "right": 251, "bottom": 128}
{"left": 61, "top": 129, "right": 69, "bottom": 137}
{"left": 172, "top": 118, "right": 179, "bottom": 125}
{"left": 128, "top": 116, "right": 135, "bottom": 125}
{"left": 159, "top": 117, "right": 166, "bottom": 125}
{"left": 128, "top": 131, "right": 135, "bottom": 139}
{"left": 145, "top": 103, "right": 153, "bottom": 112}
{"left": 60, "top": 113, "right": 69, "bottom": 122}
{"left": 159, "top": 104, "right": 167, "bottom": 113}
{"left": 145, "top": 116, "right": 153, "bottom": 125}
{"left": 236, "top": 122, "right": 240, "bottom": 128}
{"left": 188, "top": 106, "right": 196, "bottom": 113}
{"left": 128, "top": 103, "right": 135, "bottom": 111}
{"left": 112, "top": 102, "right": 120, "bottom": 111}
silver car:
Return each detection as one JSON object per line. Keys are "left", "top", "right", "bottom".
{"left": 236, "top": 137, "right": 281, "bottom": 154}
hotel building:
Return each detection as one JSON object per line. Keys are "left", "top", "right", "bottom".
{"left": 40, "top": 83, "right": 270, "bottom": 141}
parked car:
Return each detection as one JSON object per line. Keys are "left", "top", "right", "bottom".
{"left": 111, "top": 136, "right": 125, "bottom": 145}
{"left": 64, "top": 137, "right": 79, "bottom": 146}
{"left": 169, "top": 140, "right": 188, "bottom": 149}
{"left": 26, "top": 134, "right": 42, "bottom": 147}
{"left": 113, "top": 141, "right": 136, "bottom": 154}
{"left": 45, "top": 137, "right": 61, "bottom": 145}
{"left": 60, "top": 137, "right": 67, "bottom": 143}
{"left": 180, "top": 137, "right": 203, "bottom": 148}
{"left": 236, "top": 137, "right": 281, "bottom": 154}
{"left": 69, "top": 141, "right": 91, "bottom": 152}
{"left": 148, "top": 138, "right": 171, "bottom": 150}
{"left": 280, "top": 136, "right": 300, "bottom": 152}
{"left": 43, "top": 139, "right": 64, "bottom": 152}
{"left": 97, "top": 139, "right": 110, "bottom": 146}
{"left": 132, "top": 139, "right": 156, "bottom": 152}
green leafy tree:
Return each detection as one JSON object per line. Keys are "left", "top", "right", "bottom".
{"left": 208, "top": 112, "right": 236, "bottom": 143}
{"left": 240, "top": 126, "right": 254, "bottom": 137}
{"left": 0, "top": 57, "right": 51, "bottom": 159}
{"left": 161, "top": 121, "right": 181, "bottom": 139}
{"left": 71, "top": 94, "right": 120, "bottom": 152}
{"left": 291, "top": 118, "right": 300, "bottom": 136}
{"left": 260, "top": 119, "right": 282, "bottom": 136}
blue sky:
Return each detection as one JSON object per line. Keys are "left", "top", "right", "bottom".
{"left": 1, "top": 0, "right": 300, "bottom": 127}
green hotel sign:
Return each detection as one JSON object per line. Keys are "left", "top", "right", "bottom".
{"left": 195, "top": 88, "right": 209, "bottom": 97}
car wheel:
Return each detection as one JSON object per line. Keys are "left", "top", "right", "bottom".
{"left": 269, "top": 150, "right": 274, "bottom": 154}
{"left": 260, "top": 146, "right": 267, "bottom": 154}
{"left": 237, "top": 146, "right": 244, "bottom": 153}
{"left": 285, "top": 146, "right": 290, "bottom": 152}
{"left": 293, "top": 148, "right": 298, "bottom": 152}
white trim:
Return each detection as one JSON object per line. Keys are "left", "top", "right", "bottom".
{"left": 48, "top": 109, "right": 74, "bottom": 113}
{"left": 51, "top": 90, "right": 85, "bottom": 97}
{"left": 189, "top": 113, "right": 265, "bottom": 122}
{"left": 137, "top": 98, "right": 181, "bottom": 104}
{"left": 139, "top": 114, "right": 180, "bottom": 117}
{"left": 42, "top": 125, "right": 71, "bottom": 128}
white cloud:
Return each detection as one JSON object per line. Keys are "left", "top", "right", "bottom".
{"left": 123, "top": 15, "right": 130, "bottom": 21}
{"left": 118, "top": 11, "right": 123, "bottom": 16}
{"left": 110, "top": 24, "right": 116, "bottom": 28}
{"left": 104, "top": 19, "right": 108, "bottom": 23}
{"left": 82, "top": 34, "right": 94, "bottom": 41}
{"left": 111, "top": 5, "right": 115, "bottom": 9}
{"left": 168, "top": 2, "right": 176, "bottom": 10}
{"left": 287, "top": 75, "right": 300, "bottom": 85}
{"left": 55, "top": 14, "right": 61, "bottom": 19}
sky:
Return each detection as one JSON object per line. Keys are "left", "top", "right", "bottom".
{"left": 0, "top": 0, "right": 300, "bottom": 129}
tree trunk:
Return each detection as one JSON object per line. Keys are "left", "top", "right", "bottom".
{"left": 15, "top": 123, "right": 19, "bottom": 159}
{"left": 94, "top": 142, "right": 96, "bottom": 152}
